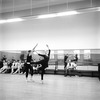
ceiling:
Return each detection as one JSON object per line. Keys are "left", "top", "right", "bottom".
{"left": 0, "top": 0, "right": 100, "bottom": 19}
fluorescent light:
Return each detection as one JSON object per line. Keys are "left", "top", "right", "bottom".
{"left": 6, "top": 18, "right": 24, "bottom": 23}
{"left": 57, "top": 11, "right": 79, "bottom": 16}
{"left": 0, "top": 11, "right": 79, "bottom": 21}
{"left": 97, "top": 7, "right": 100, "bottom": 11}
{"left": 37, "top": 14, "right": 57, "bottom": 19}
{"left": 0, "top": 20, "right": 6, "bottom": 24}
{"left": 37, "top": 11, "right": 79, "bottom": 19}
{"left": 0, "top": 18, "right": 24, "bottom": 24}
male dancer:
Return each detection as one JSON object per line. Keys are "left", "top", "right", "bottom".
{"left": 25, "top": 43, "right": 38, "bottom": 81}
{"left": 32, "top": 44, "right": 51, "bottom": 83}
{"left": 25, "top": 50, "right": 33, "bottom": 81}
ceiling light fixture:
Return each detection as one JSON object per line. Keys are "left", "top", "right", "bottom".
{"left": 56, "top": 11, "right": 79, "bottom": 16}
{"left": 0, "top": 20, "right": 6, "bottom": 24}
{"left": 6, "top": 18, "right": 24, "bottom": 22}
{"left": 37, "top": 14, "right": 57, "bottom": 19}
{"left": 37, "top": 11, "right": 79, "bottom": 19}
{"left": 0, "top": 18, "right": 24, "bottom": 24}
{"left": 97, "top": 7, "right": 100, "bottom": 11}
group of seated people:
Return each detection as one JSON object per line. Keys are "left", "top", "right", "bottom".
{"left": 0, "top": 59, "right": 25, "bottom": 74}
{"left": 64, "top": 54, "right": 78, "bottom": 76}
{"left": 0, "top": 54, "right": 78, "bottom": 75}
{"left": 0, "top": 55, "right": 41, "bottom": 74}
{"left": 0, "top": 55, "right": 24, "bottom": 74}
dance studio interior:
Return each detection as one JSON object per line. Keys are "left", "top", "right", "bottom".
{"left": 0, "top": 0, "right": 100, "bottom": 100}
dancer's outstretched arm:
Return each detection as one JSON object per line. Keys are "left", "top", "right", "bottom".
{"left": 34, "top": 50, "right": 46, "bottom": 57}
{"left": 32, "top": 43, "right": 38, "bottom": 52}
{"left": 46, "top": 44, "right": 51, "bottom": 57}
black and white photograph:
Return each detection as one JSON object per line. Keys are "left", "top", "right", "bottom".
{"left": 0, "top": 0, "right": 100, "bottom": 100}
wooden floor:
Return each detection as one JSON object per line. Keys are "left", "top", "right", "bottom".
{"left": 0, "top": 74, "right": 100, "bottom": 100}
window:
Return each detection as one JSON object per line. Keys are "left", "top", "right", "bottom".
{"left": 57, "top": 50, "right": 64, "bottom": 59}
{"left": 50, "top": 50, "right": 54, "bottom": 59}
{"left": 84, "top": 50, "right": 91, "bottom": 59}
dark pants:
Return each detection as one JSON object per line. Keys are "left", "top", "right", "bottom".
{"left": 25, "top": 64, "right": 33, "bottom": 78}
{"left": 64, "top": 62, "right": 68, "bottom": 76}
{"left": 38, "top": 67, "right": 45, "bottom": 80}
{"left": 32, "top": 60, "right": 46, "bottom": 80}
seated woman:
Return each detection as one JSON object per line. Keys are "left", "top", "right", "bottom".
{"left": 67, "top": 59, "right": 77, "bottom": 76}
{"left": 20, "top": 60, "right": 26, "bottom": 74}
{"left": 13, "top": 60, "right": 22, "bottom": 74}
{"left": 0, "top": 60, "right": 8, "bottom": 73}
{"left": 2, "top": 60, "right": 12, "bottom": 73}
{"left": 11, "top": 60, "right": 18, "bottom": 74}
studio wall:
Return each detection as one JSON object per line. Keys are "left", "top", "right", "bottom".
{"left": 0, "top": 0, "right": 2, "bottom": 51}
{"left": 1, "top": 11, "right": 98, "bottom": 50}
{"left": 1, "top": 51, "right": 21, "bottom": 61}
{"left": 0, "top": 25, "right": 2, "bottom": 51}
{"left": 97, "top": 12, "right": 100, "bottom": 48}
{"left": 0, "top": 25, "right": 2, "bottom": 60}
